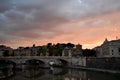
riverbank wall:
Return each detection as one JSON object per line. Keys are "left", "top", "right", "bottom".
{"left": 85, "top": 57, "right": 120, "bottom": 71}
{"left": 69, "top": 57, "right": 120, "bottom": 73}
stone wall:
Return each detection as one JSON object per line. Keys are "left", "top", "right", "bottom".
{"left": 71, "top": 57, "right": 86, "bottom": 67}
{"left": 86, "top": 57, "right": 120, "bottom": 71}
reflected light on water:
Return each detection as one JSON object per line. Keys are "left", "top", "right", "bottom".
{"left": 0, "top": 64, "right": 120, "bottom": 80}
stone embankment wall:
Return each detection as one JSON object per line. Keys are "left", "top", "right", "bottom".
{"left": 71, "top": 57, "right": 86, "bottom": 67}
{"left": 86, "top": 57, "right": 120, "bottom": 71}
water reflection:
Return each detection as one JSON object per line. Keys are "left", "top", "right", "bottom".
{"left": 0, "top": 64, "right": 120, "bottom": 80}
{"left": 0, "top": 67, "right": 14, "bottom": 79}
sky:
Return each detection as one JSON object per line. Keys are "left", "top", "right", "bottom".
{"left": 0, "top": 0, "right": 120, "bottom": 49}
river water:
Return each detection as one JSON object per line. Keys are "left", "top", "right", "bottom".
{"left": 0, "top": 65, "right": 120, "bottom": 80}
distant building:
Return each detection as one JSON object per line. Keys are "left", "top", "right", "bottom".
{"left": 94, "top": 38, "right": 120, "bottom": 57}
{"left": 13, "top": 44, "right": 39, "bottom": 56}
{"left": 0, "top": 45, "right": 13, "bottom": 56}
{"left": 62, "top": 44, "right": 82, "bottom": 57}
{"left": 13, "top": 47, "right": 31, "bottom": 56}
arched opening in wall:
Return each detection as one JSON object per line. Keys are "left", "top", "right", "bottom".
{"left": 57, "top": 59, "right": 69, "bottom": 67}
{"left": 0, "top": 60, "right": 16, "bottom": 67}
{"left": 25, "top": 59, "right": 45, "bottom": 68}
{"left": 0, "top": 60, "right": 15, "bottom": 79}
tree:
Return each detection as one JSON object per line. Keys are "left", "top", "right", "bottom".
{"left": 82, "top": 49, "right": 96, "bottom": 57}
{"left": 48, "top": 46, "right": 54, "bottom": 56}
{"left": 55, "top": 43, "right": 60, "bottom": 48}
{"left": 3, "top": 50, "right": 10, "bottom": 57}
{"left": 38, "top": 46, "right": 47, "bottom": 56}
{"left": 56, "top": 48, "right": 63, "bottom": 56}
{"left": 47, "top": 43, "right": 52, "bottom": 48}
{"left": 66, "top": 43, "right": 75, "bottom": 48}
{"left": 38, "top": 43, "right": 76, "bottom": 56}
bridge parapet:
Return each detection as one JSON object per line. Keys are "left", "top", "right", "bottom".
{"left": 0, "top": 56, "right": 71, "bottom": 59}
{"left": 0, "top": 56, "right": 86, "bottom": 67}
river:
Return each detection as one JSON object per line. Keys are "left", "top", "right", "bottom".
{"left": 0, "top": 65, "right": 120, "bottom": 80}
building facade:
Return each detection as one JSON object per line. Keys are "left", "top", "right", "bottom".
{"left": 0, "top": 45, "right": 13, "bottom": 56}
{"left": 94, "top": 38, "right": 120, "bottom": 57}
{"left": 62, "top": 44, "right": 82, "bottom": 57}
{"left": 13, "top": 45, "right": 38, "bottom": 56}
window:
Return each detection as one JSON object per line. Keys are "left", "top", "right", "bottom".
{"left": 118, "top": 48, "right": 120, "bottom": 52}
{"left": 111, "top": 50, "right": 114, "bottom": 55}
{"left": 118, "top": 48, "right": 120, "bottom": 55}
{"left": 112, "top": 50, "right": 114, "bottom": 52}
{"left": 111, "top": 53, "right": 114, "bottom": 55}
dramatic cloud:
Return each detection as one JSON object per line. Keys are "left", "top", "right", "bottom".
{"left": 0, "top": 0, "right": 120, "bottom": 48}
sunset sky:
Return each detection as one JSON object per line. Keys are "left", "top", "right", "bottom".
{"left": 0, "top": 0, "right": 120, "bottom": 49}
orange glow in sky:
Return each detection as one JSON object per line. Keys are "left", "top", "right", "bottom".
{"left": 0, "top": 0, "right": 120, "bottom": 49}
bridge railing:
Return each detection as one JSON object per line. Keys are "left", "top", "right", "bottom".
{"left": 0, "top": 56, "right": 71, "bottom": 59}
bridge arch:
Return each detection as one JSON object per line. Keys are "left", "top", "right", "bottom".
{"left": 56, "top": 59, "right": 69, "bottom": 67}
{"left": 25, "top": 59, "right": 45, "bottom": 66}
{"left": 0, "top": 59, "right": 16, "bottom": 68}
{"left": 0, "top": 59, "right": 16, "bottom": 64}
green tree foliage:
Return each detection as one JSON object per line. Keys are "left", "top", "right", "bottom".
{"left": 54, "top": 43, "right": 63, "bottom": 56}
{"left": 3, "top": 50, "right": 10, "bottom": 57}
{"left": 38, "top": 46, "right": 47, "bottom": 56}
{"left": 66, "top": 43, "right": 75, "bottom": 48}
{"left": 38, "top": 43, "right": 76, "bottom": 56}
{"left": 47, "top": 43, "right": 52, "bottom": 48}
{"left": 82, "top": 49, "right": 96, "bottom": 57}
{"left": 61, "top": 43, "right": 67, "bottom": 48}
{"left": 48, "top": 46, "right": 54, "bottom": 56}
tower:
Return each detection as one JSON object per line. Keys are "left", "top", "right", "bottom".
{"left": 103, "top": 38, "right": 108, "bottom": 44}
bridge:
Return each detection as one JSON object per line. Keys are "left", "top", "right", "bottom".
{"left": 0, "top": 56, "right": 86, "bottom": 68}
